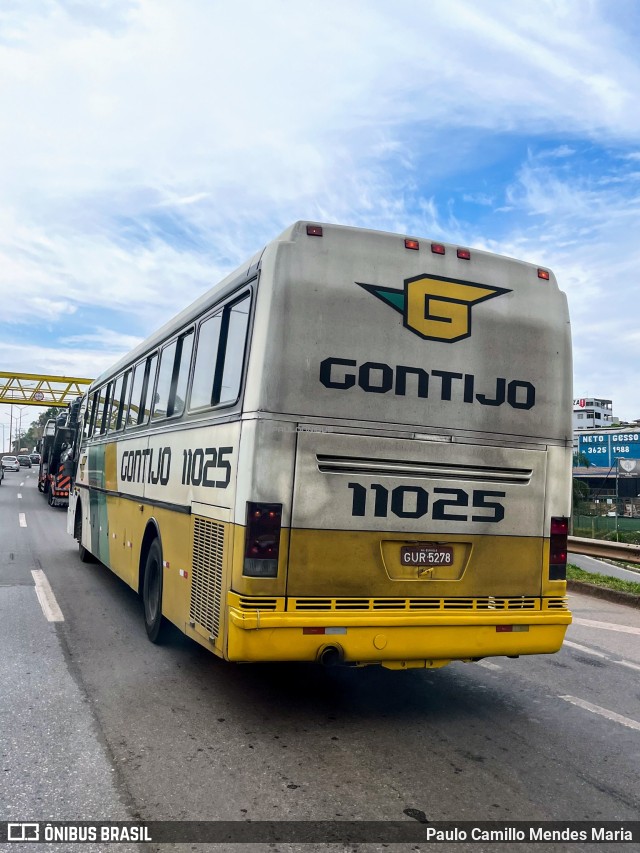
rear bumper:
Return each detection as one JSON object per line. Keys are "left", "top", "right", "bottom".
{"left": 226, "top": 605, "right": 571, "bottom": 666}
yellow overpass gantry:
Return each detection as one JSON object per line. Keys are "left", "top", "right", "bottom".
{"left": 0, "top": 371, "right": 93, "bottom": 406}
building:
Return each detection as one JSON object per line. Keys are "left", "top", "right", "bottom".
{"left": 572, "top": 397, "right": 615, "bottom": 431}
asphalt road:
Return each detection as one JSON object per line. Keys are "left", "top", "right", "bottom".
{"left": 569, "top": 552, "right": 640, "bottom": 583}
{"left": 1, "top": 468, "right": 639, "bottom": 852}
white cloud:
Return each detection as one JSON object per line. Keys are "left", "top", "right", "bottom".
{"left": 0, "top": 339, "right": 125, "bottom": 385}
{"left": 471, "top": 151, "right": 640, "bottom": 421}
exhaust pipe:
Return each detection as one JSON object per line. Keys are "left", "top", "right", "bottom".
{"left": 318, "top": 645, "right": 343, "bottom": 667}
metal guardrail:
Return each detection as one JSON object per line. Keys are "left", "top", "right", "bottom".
{"left": 568, "top": 535, "right": 640, "bottom": 564}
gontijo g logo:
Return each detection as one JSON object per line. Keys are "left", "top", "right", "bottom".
{"left": 357, "top": 275, "right": 511, "bottom": 343}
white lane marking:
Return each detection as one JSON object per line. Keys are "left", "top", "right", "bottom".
{"left": 565, "top": 640, "right": 640, "bottom": 672}
{"left": 560, "top": 695, "right": 640, "bottom": 732}
{"left": 616, "top": 660, "right": 640, "bottom": 672}
{"left": 19, "top": 513, "right": 27, "bottom": 527}
{"left": 563, "top": 640, "right": 608, "bottom": 659}
{"left": 574, "top": 618, "right": 640, "bottom": 636}
{"left": 20, "top": 481, "right": 24, "bottom": 486}
{"left": 17, "top": 493, "right": 22, "bottom": 499}
{"left": 477, "top": 660, "right": 502, "bottom": 670}
{"left": 31, "top": 570, "right": 64, "bottom": 622}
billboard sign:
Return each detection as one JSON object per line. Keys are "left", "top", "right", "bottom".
{"left": 578, "top": 432, "right": 640, "bottom": 469}
{"left": 618, "top": 458, "right": 640, "bottom": 476}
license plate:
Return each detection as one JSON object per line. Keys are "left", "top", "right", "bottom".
{"left": 400, "top": 544, "right": 454, "bottom": 567}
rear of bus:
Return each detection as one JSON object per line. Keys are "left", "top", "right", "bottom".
{"left": 228, "top": 222, "right": 572, "bottom": 668}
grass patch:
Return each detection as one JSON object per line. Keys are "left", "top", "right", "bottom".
{"left": 567, "top": 564, "right": 640, "bottom": 596}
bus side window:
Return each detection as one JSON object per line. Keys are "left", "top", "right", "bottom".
{"left": 126, "top": 361, "right": 146, "bottom": 427}
{"left": 152, "top": 330, "right": 194, "bottom": 421}
{"left": 152, "top": 341, "right": 177, "bottom": 421}
{"left": 109, "top": 374, "right": 124, "bottom": 432}
{"left": 98, "top": 384, "right": 112, "bottom": 435}
{"left": 172, "top": 330, "right": 194, "bottom": 417}
{"left": 86, "top": 391, "right": 99, "bottom": 437}
{"left": 190, "top": 312, "right": 222, "bottom": 410}
{"left": 116, "top": 370, "right": 131, "bottom": 431}
{"left": 218, "top": 294, "right": 250, "bottom": 406}
{"left": 141, "top": 354, "right": 159, "bottom": 424}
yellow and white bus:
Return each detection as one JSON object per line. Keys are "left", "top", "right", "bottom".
{"left": 68, "top": 221, "right": 572, "bottom": 669}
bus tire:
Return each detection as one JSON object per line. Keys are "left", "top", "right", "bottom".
{"left": 143, "top": 538, "right": 168, "bottom": 644}
{"left": 47, "top": 489, "right": 55, "bottom": 507}
{"left": 74, "top": 506, "right": 95, "bottom": 563}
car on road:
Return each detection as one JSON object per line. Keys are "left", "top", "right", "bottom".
{"left": 2, "top": 455, "right": 20, "bottom": 472}
{"left": 30, "top": 453, "right": 41, "bottom": 465}
{"left": 17, "top": 454, "right": 32, "bottom": 468}
{"left": 0, "top": 463, "right": 3, "bottom": 483}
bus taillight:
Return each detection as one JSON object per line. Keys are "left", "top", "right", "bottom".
{"left": 243, "top": 502, "right": 282, "bottom": 577}
{"left": 549, "top": 517, "right": 569, "bottom": 580}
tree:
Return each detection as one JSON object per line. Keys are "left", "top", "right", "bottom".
{"left": 572, "top": 477, "right": 589, "bottom": 508}
{"left": 572, "top": 451, "right": 590, "bottom": 468}
{"left": 18, "top": 407, "right": 63, "bottom": 452}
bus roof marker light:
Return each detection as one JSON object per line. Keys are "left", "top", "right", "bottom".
{"left": 306, "top": 225, "right": 323, "bottom": 237}
{"left": 457, "top": 248, "right": 471, "bottom": 260}
{"left": 431, "top": 243, "right": 445, "bottom": 255}
{"left": 404, "top": 239, "right": 419, "bottom": 250}
{"left": 538, "top": 268, "right": 550, "bottom": 280}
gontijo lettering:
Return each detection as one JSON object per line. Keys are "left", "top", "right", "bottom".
{"left": 120, "top": 446, "right": 233, "bottom": 488}
{"left": 320, "top": 358, "right": 536, "bottom": 410}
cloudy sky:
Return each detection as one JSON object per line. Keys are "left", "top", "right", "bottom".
{"left": 1, "top": 0, "right": 640, "bottom": 436}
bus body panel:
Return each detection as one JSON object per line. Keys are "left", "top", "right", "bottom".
{"left": 285, "top": 429, "right": 548, "bottom": 598}
{"left": 226, "top": 609, "right": 570, "bottom": 665}
{"left": 245, "top": 223, "right": 572, "bottom": 444}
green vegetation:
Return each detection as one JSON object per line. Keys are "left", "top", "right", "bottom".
{"left": 600, "top": 530, "right": 640, "bottom": 544}
{"left": 567, "top": 564, "right": 640, "bottom": 596}
{"left": 13, "top": 406, "right": 62, "bottom": 453}
{"left": 572, "top": 452, "right": 590, "bottom": 468}
{"left": 572, "top": 514, "right": 640, "bottom": 540}
{"left": 572, "top": 477, "right": 589, "bottom": 509}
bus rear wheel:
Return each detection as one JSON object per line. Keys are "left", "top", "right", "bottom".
{"left": 143, "top": 539, "right": 169, "bottom": 644}
{"left": 74, "top": 507, "right": 95, "bottom": 563}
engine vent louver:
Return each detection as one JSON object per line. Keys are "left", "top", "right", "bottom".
{"left": 316, "top": 454, "right": 532, "bottom": 484}
{"left": 236, "top": 597, "right": 278, "bottom": 611}
{"left": 190, "top": 517, "right": 225, "bottom": 639}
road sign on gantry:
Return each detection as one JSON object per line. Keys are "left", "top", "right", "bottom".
{"left": 0, "top": 372, "right": 93, "bottom": 406}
